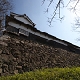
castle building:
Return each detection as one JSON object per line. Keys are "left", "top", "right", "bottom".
{"left": 5, "top": 12, "right": 80, "bottom": 53}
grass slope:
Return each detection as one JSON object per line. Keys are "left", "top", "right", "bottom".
{"left": 0, "top": 67, "right": 80, "bottom": 80}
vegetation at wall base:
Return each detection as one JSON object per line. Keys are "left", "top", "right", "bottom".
{"left": 0, "top": 67, "right": 80, "bottom": 80}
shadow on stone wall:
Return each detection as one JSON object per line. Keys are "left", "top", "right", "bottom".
{"left": 29, "top": 33, "right": 80, "bottom": 54}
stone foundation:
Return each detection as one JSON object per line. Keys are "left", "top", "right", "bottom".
{"left": 0, "top": 32, "right": 80, "bottom": 76}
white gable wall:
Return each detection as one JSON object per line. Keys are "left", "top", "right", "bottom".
{"left": 8, "top": 22, "right": 32, "bottom": 32}
{"left": 14, "top": 16, "right": 33, "bottom": 26}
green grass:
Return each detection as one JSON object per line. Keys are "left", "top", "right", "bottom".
{"left": 1, "top": 67, "right": 80, "bottom": 80}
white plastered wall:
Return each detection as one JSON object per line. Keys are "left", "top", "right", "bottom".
{"left": 8, "top": 21, "right": 67, "bottom": 46}
{"left": 14, "top": 16, "right": 33, "bottom": 26}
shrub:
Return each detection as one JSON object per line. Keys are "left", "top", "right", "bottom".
{"left": 0, "top": 67, "right": 80, "bottom": 80}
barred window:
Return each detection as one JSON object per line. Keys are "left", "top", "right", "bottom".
{"left": 19, "top": 28, "right": 29, "bottom": 36}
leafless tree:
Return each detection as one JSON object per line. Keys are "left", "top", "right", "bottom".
{"left": 42, "top": 0, "right": 80, "bottom": 26}
{"left": 0, "top": 0, "right": 12, "bottom": 27}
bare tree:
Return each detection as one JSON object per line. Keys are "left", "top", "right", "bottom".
{"left": 42, "top": 0, "right": 80, "bottom": 26}
{"left": 0, "top": 0, "right": 12, "bottom": 27}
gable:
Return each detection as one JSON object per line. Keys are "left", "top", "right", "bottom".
{"left": 14, "top": 16, "right": 33, "bottom": 26}
{"left": 10, "top": 12, "right": 35, "bottom": 27}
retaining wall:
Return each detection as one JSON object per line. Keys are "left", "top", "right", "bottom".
{"left": 0, "top": 32, "right": 80, "bottom": 76}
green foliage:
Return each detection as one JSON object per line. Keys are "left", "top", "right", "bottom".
{"left": 1, "top": 67, "right": 80, "bottom": 80}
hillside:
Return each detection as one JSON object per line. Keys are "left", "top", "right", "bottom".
{"left": 0, "top": 32, "right": 80, "bottom": 76}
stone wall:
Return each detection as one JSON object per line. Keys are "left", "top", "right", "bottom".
{"left": 0, "top": 32, "right": 80, "bottom": 76}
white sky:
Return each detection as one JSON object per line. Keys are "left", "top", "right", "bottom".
{"left": 13, "top": 0, "right": 80, "bottom": 47}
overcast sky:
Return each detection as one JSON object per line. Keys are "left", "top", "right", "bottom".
{"left": 12, "top": 0, "right": 80, "bottom": 47}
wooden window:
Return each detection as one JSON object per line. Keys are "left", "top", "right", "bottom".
{"left": 6, "top": 26, "right": 19, "bottom": 34}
